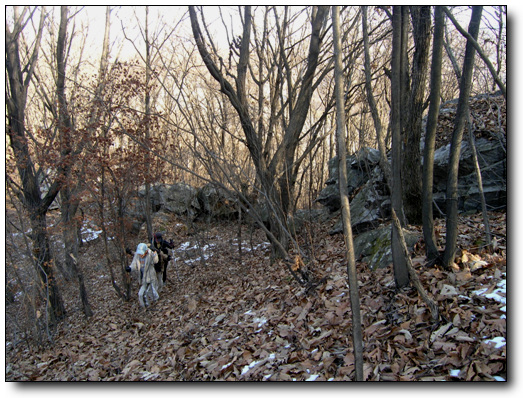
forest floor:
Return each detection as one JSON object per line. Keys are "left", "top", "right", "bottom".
{"left": 5, "top": 210, "right": 506, "bottom": 382}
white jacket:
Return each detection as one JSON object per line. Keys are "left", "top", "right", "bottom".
{"left": 129, "top": 248, "right": 161, "bottom": 307}
{"left": 129, "top": 249, "right": 159, "bottom": 285}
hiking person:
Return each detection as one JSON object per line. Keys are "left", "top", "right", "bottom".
{"left": 151, "top": 232, "right": 174, "bottom": 285}
{"left": 126, "top": 243, "right": 160, "bottom": 308}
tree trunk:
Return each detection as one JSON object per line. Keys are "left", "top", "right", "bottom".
{"left": 402, "top": 6, "right": 431, "bottom": 225}
{"left": 333, "top": 6, "right": 364, "bottom": 381}
{"left": 443, "top": 20, "right": 462, "bottom": 84}
{"left": 392, "top": 209, "right": 439, "bottom": 322}
{"left": 188, "top": 6, "right": 328, "bottom": 259}
{"left": 362, "top": 6, "right": 392, "bottom": 192}
{"left": 390, "top": 6, "right": 409, "bottom": 288}
{"left": 56, "top": 5, "right": 93, "bottom": 318}
{"left": 443, "top": 6, "right": 483, "bottom": 269}
{"left": 422, "top": 6, "right": 444, "bottom": 263}
{"left": 144, "top": 6, "right": 154, "bottom": 242}
{"left": 6, "top": 7, "right": 66, "bottom": 324}
{"left": 30, "top": 211, "right": 67, "bottom": 323}
{"left": 443, "top": 7, "right": 506, "bottom": 99}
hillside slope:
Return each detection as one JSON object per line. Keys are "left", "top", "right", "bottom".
{"left": 5, "top": 211, "right": 506, "bottom": 381}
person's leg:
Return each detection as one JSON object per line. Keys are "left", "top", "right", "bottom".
{"left": 138, "top": 284, "right": 146, "bottom": 307}
{"left": 163, "top": 259, "right": 168, "bottom": 283}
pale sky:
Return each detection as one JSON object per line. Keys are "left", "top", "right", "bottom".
{"left": 80, "top": 6, "right": 240, "bottom": 64}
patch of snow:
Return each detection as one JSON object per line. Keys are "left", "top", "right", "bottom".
{"left": 221, "top": 361, "right": 233, "bottom": 370}
{"left": 472, "top": 287, "right": 488, "bottom": 296}
{"left": 234, "top": 241, "right": 270, "bottom": 252}
{"left": 449, "top": 369, "right": 461, "bottom": 377}
{"left": 305, "top": 374, "right": 319, "bottom": 381}
{"left": 241, "top": 353, "right": 276, "bottom": 376}
{"left": 174, "top": 241, "right": 216, "bottom": 263}
{"left": 81, "top": 227, "right": 102, "bottom": 243}
{"left": 141, "top": 371, "right": 160, "bottom": 381}
{"left": 472, "top": 283, "right": 506, "bottom": 305}
{"left": 484, "top": 336, "right": 506, "bottom": 349}
{"left": 241, "top": 359, "right": 263, "bottom": 376}
{"left": 253, "top": 317, "right": 267, "bottom": 327}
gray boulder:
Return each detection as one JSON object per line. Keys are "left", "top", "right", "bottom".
{"left": 146, "top": 183, "right": 200, "bottom": 217}
{"left": 431, "top": 137, "right": 506, "bottom": 214}
{"left": 196, "top": 183, "right": 238, "bottom": 221}
{"left": 128, "top": 183, "right": 202, "bottom": 220}
{"left": 353, "top": 225, "right": 421, "bottom": 270}
{"left": 317, "top": 136, "right": 506, "bottom": 235}
{"left": 317, "top": 147, "right": 389, "bottom": 234}
{"left": 316, "top": 147, "right": 382, "bottom": 213}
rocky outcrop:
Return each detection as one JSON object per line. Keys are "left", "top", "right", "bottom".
{"left": 196, "top": 183, "right": 238, "bottom": 221}
{"left": 431, "top": 137, "right": 506, "bottom": 214}
{"left": 317, "top": 147, "right": 382, "bottom": 213}
{"left": 354, "top": 225, "right": 421, "bottom": 270}
{"left": 316, "top": 93, "right": 506, "bottom": 269}
{"left": 144, "top": 183, "right": 201, "bottom": 218}
{"left": 319, "top": 147, "right": 390, "bottom": 235}
{"left": 317, "top": 93, "right": 507, "bottom": 235}
{"left": 127, "top": 182, "right": 242, "bottom": 234}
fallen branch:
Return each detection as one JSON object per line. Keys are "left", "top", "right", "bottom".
{"left": 391, "top": 208, "right": 439, "bottom": 322}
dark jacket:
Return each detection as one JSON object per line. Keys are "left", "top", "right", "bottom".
{"left": 151, "top": 236, "right": 173, "bottom": 256}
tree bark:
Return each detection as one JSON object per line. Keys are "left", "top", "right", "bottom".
{"left": 466, "top": 112, "right": 492, "bottom": 251}
{"left": 333, "top": 6, "right": 364, "bottom": 381}
{"left": 56, "top": 5, "right": 93, "bottom": 318}
{"left": 392, "top": 209, "right": 439, "bottom": 322}
{"left": 402, "top": 6, "right": 431, "bottom": 225}
{"left": 144, "top": 6, "right": 154, "bottom": 242}
{"left": 390, "top": 6, "right": 409, "bottom": 288}
{"left": 6, "top": 7, "right": 66, "bottom": 324}
{"left": 422, "top": 6, "right": 444, "bottom": 264}
{"left": 443, "top": 6, "right": 483, "bottom": 269}
{"left": 443, "top": 21, "right": 462, "bottom": 84}
{"left": 362, "top": 6, "right": 392, "bottom": 192}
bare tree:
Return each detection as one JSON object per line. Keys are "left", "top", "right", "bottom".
{"left": 6, "top": 6, "right": 66, "bottom": 324}
{"left": 188, "top": 6, "right": 329, "bottom": 259}
{"left": 332, "top": 6, "right": 364, "bottom": 381}
{"left": 362, "top": 6, "right": 391, "bottom": 190}
{"left": 443, "top": 7, "right": 505, "bottom": 98}
{"left": 422, "top": 6, "right": 445, "bottom": 264}
{"left": 443, "top": 6, "right": 483, "bottom": 269}
{"left": 55, "top": 5, "right": 93, "bottom": 317}
{"left": 401, "top": 6, "right": 431, "bottom": 225}
{"left": 390, "top": 6, "right": 409, "bottom": 288}
{"left": 122, "top": 6, "right": 177, "bottom": 241}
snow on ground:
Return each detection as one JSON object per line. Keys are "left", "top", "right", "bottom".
{"left": 81, "top": 226, "right": 103, "bottom": 243}
{"left": 172, "top": 239, "right": 270, "bottom": 265}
